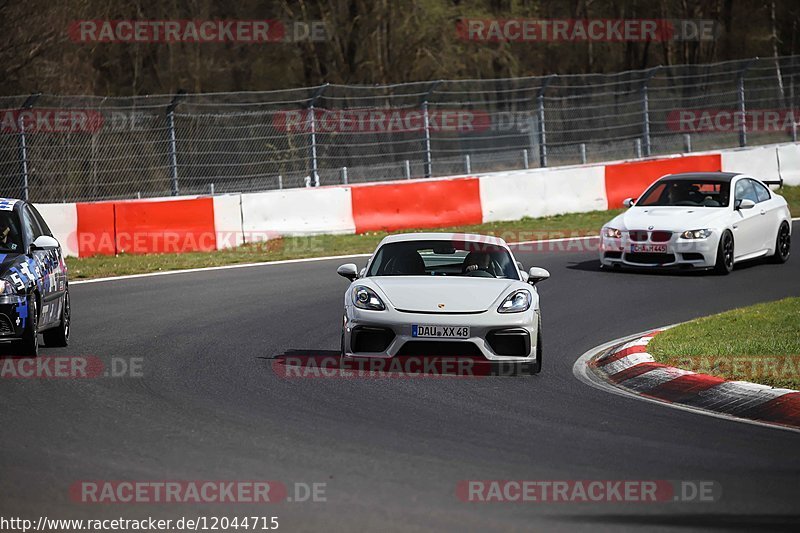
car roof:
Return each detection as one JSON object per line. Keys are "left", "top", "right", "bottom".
{"left": 0, "top": 198, "right": 22, "bottom": 211}
{"left": 658, "top": 172, "right": 741, "bottom": 182}
{"left": 378, "top": 232, "right": 508, "bottom": 247}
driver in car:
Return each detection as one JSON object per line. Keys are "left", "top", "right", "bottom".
{"left": 463, "top": 252, "right": 492, "bottom": 275}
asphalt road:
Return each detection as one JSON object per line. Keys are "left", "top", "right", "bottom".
{"left": 2, "top": 222, "right": 799, "bottom": 532}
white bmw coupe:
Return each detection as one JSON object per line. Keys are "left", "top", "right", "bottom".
{"left": 600, "top": 172, "right": 792, "bottom": 274}
{"left": 336, "top": 233, "right": 550, "bottom": 374}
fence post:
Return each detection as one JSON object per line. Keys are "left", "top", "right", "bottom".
{"left": 736, "top": 59, "right": 756, "bottom": 147}
{"left": 341, "top": 166, "right": 348, "bottom": 185}
{"left": 683, "top": 134, "right": 692, "bottom": 153}
{"left": 464, "top": 155, "right": 471, "bottom": 174}
{"left": 307, "top": 84, "right": 328, "bottom": 187}
{"left": 634, "top": 138, "right": 643, "bottom": 158}
{"left": 641, "top": 67, "right": 660, "bottom": 158}
{"left": 536, "top": 75, "right": 555, "bottom": 168}
{"left": 522, "top": 149, "right": 529, "bottom": 169}
{"left": 166, "top": 90, "right": 186, "bottom": 196}
{"left": 580, "top": 143, "right": 587, "bottom": 164}
{"left": 404, "top": 160, "right": 411, "bottom": 179}
{"left": 422, "top": 81, "right": 442, "bottom": 179}
{"left": 17, "top": 93, "right": 40, "bottom": 201}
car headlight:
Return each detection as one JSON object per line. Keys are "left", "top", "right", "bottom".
{"left": 352, "top": 286, "right": 386, "bottom": 311}
{"left": 603, "top": 227, "right": 622, "bottom": 239}
{"left": 0, "top": 280, "right": 15, "bottom": 295}
{"left": 498, "top": 289, "right": 532, "bottom": 314}
{"left": 680, "top": 229, "right": 712, "bottom": 239}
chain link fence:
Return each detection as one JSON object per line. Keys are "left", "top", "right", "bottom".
{"left": 1, "top": 56, "right": 799, "bottom": 203}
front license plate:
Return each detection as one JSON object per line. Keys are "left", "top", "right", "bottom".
{"left": 631, "top": 244, "right": 667, "bottom": 253}
{"left": 412, "top": 325, "right": 470, "bottom": 338}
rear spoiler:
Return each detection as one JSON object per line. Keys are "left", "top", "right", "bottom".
{"left": 762, "top": 178, "right": 783, "bottom": 187}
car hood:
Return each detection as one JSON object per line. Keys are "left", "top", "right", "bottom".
{"left": 369, "top": 277, "right": 519, "bottom": 313}
{"left": 610, "top": 207, "right": 725, "bottom": 232}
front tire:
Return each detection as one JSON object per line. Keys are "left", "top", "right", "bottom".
{"left": 16, "top": 295, "right": 39, "bottom": 357}
{"left": 714, "top": 231, "right": 734, "bottom": 275}
{"left": 527, "top": 317, "right": 543, "bottom": 375}
{"left": 43, "top": 289, "right": 70, "bottom": 347}
{"left": 770, "top": 222, "right": 791, "bottom": 264}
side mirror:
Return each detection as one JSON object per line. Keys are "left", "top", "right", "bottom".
{"left": 30, "top": 235, "right": 59, "bottom": 252}
{"left": 623, "top": 198, "right": 636, "bottom": 208}
{"left": 337, "top": 263, "right": 358, "bottom": 281}
{"left": 735, "top": 198, "right": 755, "bottom": 210}
{"left": 527, "top": 267, "right": 550, "bottom": 285}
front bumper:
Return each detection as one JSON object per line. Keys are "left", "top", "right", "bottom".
{"left": 599, "top": 231, "right": 719, "bottom": 269}
{"left": 0, "top": 295, "right": 28, "bottom": 340}
{"left": 342, "top": 305, "right": 539, "bottom": 363}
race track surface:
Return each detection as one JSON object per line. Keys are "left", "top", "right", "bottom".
{"left": 2, "top": 222, "right": 799, "bottom": 532}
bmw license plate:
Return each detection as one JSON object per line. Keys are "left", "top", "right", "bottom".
{"left": 412, "top": 325, "right": 470, "bottom": 338}
{"left": 631, "top": 244, "right": 667, "bottom": 253}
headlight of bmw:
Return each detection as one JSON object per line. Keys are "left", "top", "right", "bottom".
{"left": 603, "top": 227, "right": 622, "bottom": 239}
{"left": 498, "top": 289, "right": 532, "bottom": 313}
{"left": 680, "top": 229, "right": 712, "bottom": 239}
{"left": 352, "top": 286, "right": 386, "bottom": 311}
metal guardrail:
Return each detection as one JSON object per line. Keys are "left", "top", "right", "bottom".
{"left": 1, "top": 55, "right": 799, "bottom": 203}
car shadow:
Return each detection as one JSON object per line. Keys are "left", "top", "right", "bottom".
{"left": 263, "top": 349, "right": 536, "bottom": 378}
{"left": 566, "top": 257, "right": 773, "bottom": 276}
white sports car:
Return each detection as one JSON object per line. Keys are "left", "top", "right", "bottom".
{"left": 336, "top": 233, "right": 550, "bottom": 374}
{"left": 600, "top": 172, "right": 791, "bottom": 274}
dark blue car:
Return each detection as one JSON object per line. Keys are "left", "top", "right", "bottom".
{"left": 0, "top": 198, "right": 70, "bottom": 355}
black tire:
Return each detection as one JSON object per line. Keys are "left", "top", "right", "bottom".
{"left": 527, "top": 317, "right": 543, "bottom": 375}
{"left": 16, "top": 294, "right": 39, "bottom": 357}
{"left": 43, "top": 289, "right": 70, "bottom": 347}
{"left": 769, "top": 222, "right": 791, "bottom": 264}
{"left": 713, "top": 231, "right": 734, "bottom": 275}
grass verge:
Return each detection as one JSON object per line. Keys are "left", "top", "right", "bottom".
{"left": 66, "top": 208, "right": 622, "bottom": 280}
{"left": 648, "top": 297, "right": 800, "bottom": 390}
{"left": 65, "top": 184, "right": 800, "bottom": 281}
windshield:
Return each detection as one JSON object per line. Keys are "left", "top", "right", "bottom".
{"left": 366, "top": 240, "right": 519, "bottom": 280}
{"left": 0, "top": 210, "right": 23, "bottom": 252}
{"left": 637, "top": 179, "right": 730, "bottom": 208}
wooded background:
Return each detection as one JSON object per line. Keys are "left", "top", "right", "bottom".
{"left": 1, "top": 0, "right": 797, "bottom": 95}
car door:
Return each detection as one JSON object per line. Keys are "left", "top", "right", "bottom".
{"left": 749, "top": 178, "right": 781, "bottom": 251}
{"left": 22, "top": 205, "right": 61, "bottom": 328}
{"left": 731, "top": 177, "right": 763, "bottom": 258}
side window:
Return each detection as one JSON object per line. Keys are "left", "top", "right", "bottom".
{"left": 750, "top": 179, "right": 771, "bottom": 203}
{"left": 22, "top": 206, "right": 42, "bottom": 242}
{"left": 734, "top": 179, "right": 758, "bottom": 203}
{"left": 29, "top": 205, "right": 52, "bottom": 236}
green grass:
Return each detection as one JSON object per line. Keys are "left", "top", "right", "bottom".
{"left": 648, "top": 298, "right": 800, "bottom": 390}
{"left": 66, "top": 208, "right": 622, "bottom": 279}
{"left": 64, "top": 184, "right": 800, "bottom": 281}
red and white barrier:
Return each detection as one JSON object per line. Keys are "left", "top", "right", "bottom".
{"left": 36, "top": 141, "right": 800, "bottom": 258}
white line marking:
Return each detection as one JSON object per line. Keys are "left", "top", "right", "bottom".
{"left": 573, "top": 327, "right": 800, "bottom": 434}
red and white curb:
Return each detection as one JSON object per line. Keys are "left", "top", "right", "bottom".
{"left": 573, "top": 329, "right": 800, "bottom": 433}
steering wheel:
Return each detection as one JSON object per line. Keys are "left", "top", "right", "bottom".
{"left": 465, "top": 269, "right": 495, "bottom": 278}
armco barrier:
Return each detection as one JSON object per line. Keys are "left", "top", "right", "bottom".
{"left": 212, "top": 194, "right": 245, "bottom": 250}
{"left": 32, "top": 141, "right": 800, "bottom": 258}
{"left": 603, "top": 154, "right": 722, "bottom": 208}
{"left": 720, "top": 145, "right": 781, "bottom": 184}
{"left": 240, "top": 186, "right": 355, "bottom": 240}
{"left": 777, "top": 144, "right": 800, "bottom": 186}
{"left": 479, "top": 166, "right": 607, "bottom": 223}
{"left": 351, "top": 177, "right": 482, "bottom": 233}
{"left": 113, "top": 197, "right": 217, "bottom": 254}
{"left": 35, "top": 203, "right": 79, "bottom": 258}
